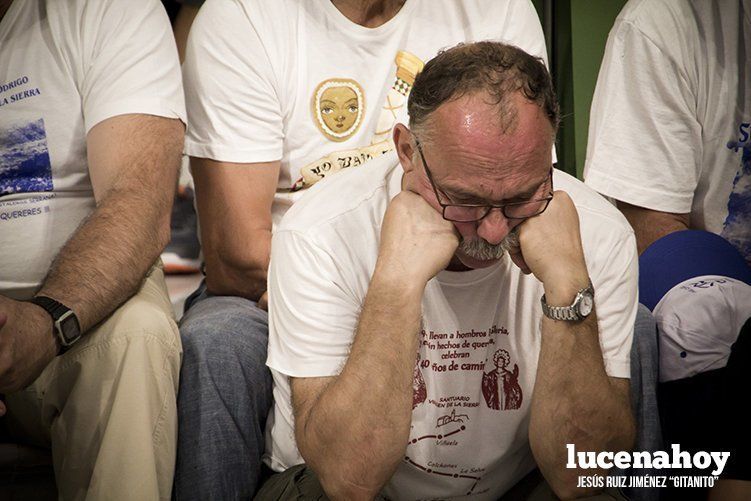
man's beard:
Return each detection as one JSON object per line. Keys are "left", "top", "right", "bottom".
{"left": 458, "top": 228, "right": 520, "bottom": 261}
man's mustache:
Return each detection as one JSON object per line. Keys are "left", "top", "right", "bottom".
{"left": 459, "top": 227, "right": 520, "bottom": 260}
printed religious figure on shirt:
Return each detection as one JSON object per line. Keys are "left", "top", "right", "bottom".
{"left": 482, "top": 349, "right": 523, "bottom": 410}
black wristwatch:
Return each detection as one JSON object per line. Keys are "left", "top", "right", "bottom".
{"left": 27, "top": 296, "right": 82, "bottom": 355}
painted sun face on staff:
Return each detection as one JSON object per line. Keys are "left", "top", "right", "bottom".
{"left": 312, "top": 78, "right": 365, "bottom": 142}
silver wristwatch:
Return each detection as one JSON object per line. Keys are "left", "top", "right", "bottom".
{"left": 540, "top": 283, "right": 595, "bottom": 321}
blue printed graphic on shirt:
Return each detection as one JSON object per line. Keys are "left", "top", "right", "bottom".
{"left": 723, "top": 122, "right": 751, "bottom": 263}
{"left": 0, "top": 118, "right": 52, "bottom": 196}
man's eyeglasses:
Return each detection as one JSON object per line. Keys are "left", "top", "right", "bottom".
{"left": 414, "top": 138, "right": 554, "bottom": 223}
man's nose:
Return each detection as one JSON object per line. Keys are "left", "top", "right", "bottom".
{"left": 476, "top": 208, "right": 510, "bottom": 245}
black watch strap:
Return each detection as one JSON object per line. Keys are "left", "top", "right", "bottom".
{"left": 27, "top": 296, "right": 81, "bottom": 355}
{"left": 29, "top": 296, "right": 68, "bottom": 319}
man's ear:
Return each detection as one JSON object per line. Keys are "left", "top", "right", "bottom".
{"left": 393, "top": 123, "right": 416, "bottom": 174}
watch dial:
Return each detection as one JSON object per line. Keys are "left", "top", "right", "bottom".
{"left": 60, "top": 316, "right": 80, "bottom": 343}
{"left": 580, "top": 295, "right": 594, "bottom": 316}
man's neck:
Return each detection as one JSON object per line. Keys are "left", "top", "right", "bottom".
{"left": 330, "top": 0, "right": 406, "bottom": 28}
{"left": 0, "top": 0, "right": 12, "bottom": 24}
{"left": 446, "top": 256, "right": 472, "bottom": 272}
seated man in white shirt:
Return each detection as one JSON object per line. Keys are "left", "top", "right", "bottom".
{"left": 0, "top": 0, "right": 184, "bottom": 498}
{"left": 176, "top": 0, "right": 550, "bottom": 497}
{"left": 261, "top": 41, "right": 637, "bottom": 500}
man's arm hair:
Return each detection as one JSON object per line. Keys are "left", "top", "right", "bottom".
{"left": 38, "top": 114, "right": 183, "bottom": 332}
{"left": 616, "top": 201, "right": 690, "bottom": 254}
{"left": 191, "top": 157, "right": 280, "bottom": 300}
{"left": 290, "top": 270, "right": 423, "bottom": 500}
{"left": 529, "top": 309, "right": 636, "bottom": 499}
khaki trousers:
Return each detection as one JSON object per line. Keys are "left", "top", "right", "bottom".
{"left": 5, "top": 266, "right": 182, "bottom": 501}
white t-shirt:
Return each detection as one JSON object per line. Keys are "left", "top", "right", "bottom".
{"left": 584, "top": 0, "right": 751, "bottom": 264}
{"left": 0, "top": 0, "right": 185, "bottom": 299}
{"left": 266, "top": 152, "right": 638, "bottom": 499}
{"left": 183, "top": 0, "right": 549, "bottom": 228}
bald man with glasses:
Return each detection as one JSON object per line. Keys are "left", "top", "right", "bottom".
{"left": 259, "top": 42, "right": 637, "bottom": 500}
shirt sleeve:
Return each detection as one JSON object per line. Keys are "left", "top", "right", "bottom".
{"left": 79, "top": 0, "right": 186, "bottom": 133}
{"left": 182, "top": 0, "right": 284, "bottom": 163}
{"left": 497, "top": 0, "right": 549, "bottom": 65}
{"left": 267, "top": 229, "right": 362, "bottom": 377}
{"left": 590, "top": 225, "right": 639, "bottom": 378}
{"left": 583, "top": 19, "right": 700, "bottom": 213}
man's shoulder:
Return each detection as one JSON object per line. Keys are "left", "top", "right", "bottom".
{"left": 277, "top": 152, "right": 401, "bottom": 237}
{"left": 188, "top": 0, "right": 301, "bottom": 69}
{"left": 40, "top": 0, "right": 175, "bottom": 49}
{"left": 555, "top": 170, "right": 633, "bottom": 239}
{"left": 198, "top": 0, "right": 298, "bottom": 29}
{"left": 236, "top": 0, "right": 301, "bottom": 10}
{"left": 614, "top": 0, "right": 702, "bottom": 45}
{"left": 48, "top": 0, "right": 167, "bottom": 19}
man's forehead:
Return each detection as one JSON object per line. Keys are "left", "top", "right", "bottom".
{"left": 431, "top": 92, "right": 552, "bottom": 152}
{"left": 420, "top": 92, "right": 553, "bottom": 202}
{"left": 430, "top": 96, "right": 497, "bottom": 149}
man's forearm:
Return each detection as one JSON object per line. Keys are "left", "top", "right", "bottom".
{"left": 38, "top": 115, "right": 183, "bottom": 333}
{"left": 38, "top": 183, "right": 175, "bottom": 333}
{"left": 530, "top": 312, "right": 635, "bottom": 498}
{"left": 297, "top": 267, "right": 423, "bottom": 499}
{"left": 191, "top": 157, "right": 280, "bottom": 302}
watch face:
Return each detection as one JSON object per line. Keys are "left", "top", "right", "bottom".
{"left": 579, "top": 293, "right": 594, "bottom": 317}
{"left": 58, "top": 313, "right": 81, "bottom": 344}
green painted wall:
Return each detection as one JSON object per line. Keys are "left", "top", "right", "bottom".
{"left": 531, "top": 0, "right": 626, "bottom": 178}
{"left": 567, "top": 0, "right": 626, "bottom": 178}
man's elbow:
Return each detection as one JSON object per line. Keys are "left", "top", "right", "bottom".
{"left": 535, "top": 415, "right": 636, "bottom": 499}
{"left": 615, "top": 413, "right": 637, "bottom": 453}
{"left": 318, "top": 473, "right": 382, "bottom": 501}
{"left": 204, "top": 256, "right": 267, "bottom": 300}
{"left": 300, "top": 442, "right": 393, "bottom": 501}
{"left": 557, "top": 429, "right": 635, "bottom": 499}
{"left": 155, "top": 119, "right": 184, "bottom": 248}
{"left": 155, "top": 209, "right": 173, "bottom": 253}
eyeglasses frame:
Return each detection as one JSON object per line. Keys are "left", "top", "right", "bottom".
{"left": 414, "top": 137, "right": 554, "bottom": 223}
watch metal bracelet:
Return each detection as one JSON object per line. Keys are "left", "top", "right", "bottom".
{"left": 540, "top": 299, "right": 580, "bottom": 321}
{"left": 540, "top": 282, "right": 595, "bottom": 322}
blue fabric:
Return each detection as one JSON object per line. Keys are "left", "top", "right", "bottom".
{"left": 613, "top": 304, "right": 663, "bottom": 501}
{"left": 174, "top": 282, "right": 273, "bottom": 501}
{"left": 639, "top": 230, "right": 751, "bottom": 311}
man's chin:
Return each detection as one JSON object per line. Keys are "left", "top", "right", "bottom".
{"left": 454, "top": 249, "right": 504, "bottom": 269}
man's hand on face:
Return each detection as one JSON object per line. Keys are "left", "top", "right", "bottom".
{"left": 378, "top": 190, "right": 460, "bottom": 286}
{"left": 0, "top": 295, "right": 58, "bottom": 394}
{"left": 507, "top": 191, "right": 589, "bottom": 291}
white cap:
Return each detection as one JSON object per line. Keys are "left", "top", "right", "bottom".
{"left": 655, "top": 275, "right": 751, "bottom": 382}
